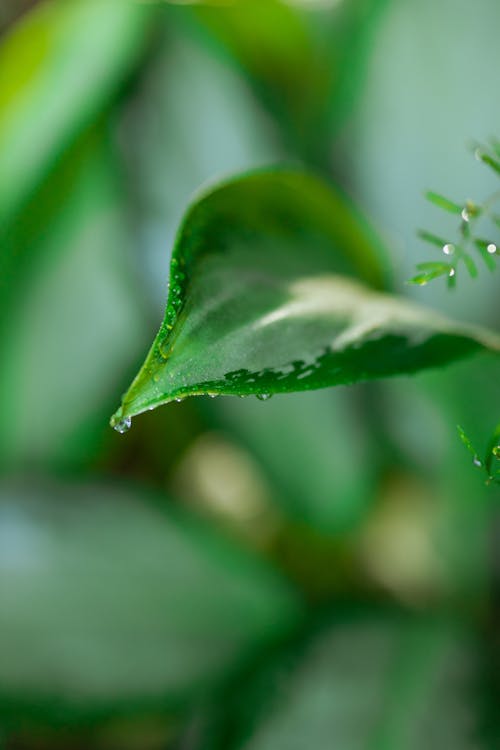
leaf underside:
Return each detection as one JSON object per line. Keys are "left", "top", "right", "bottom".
{"left": 111, "top": 170, "right": 500, "bottom": 429}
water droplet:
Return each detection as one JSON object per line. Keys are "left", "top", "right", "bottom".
{"left": 113, "top": 416, "right": 131, "bottom": 434}
{"left": 256, "top": 393, "right": 272, "bottom": 401}
{"left": 473, "top": 456, "right": 483, "bottom": 468}
{"left": 493, "top": 445, "right": 500, "bottom": 459}
{"left": 208, "top": 394, "right": 218, "bottom": 399}
{"left": 449, "top": 268, "right": 456, "bottom": 277}
{"left": 443, "top": 243, "right": 454, "bottom": 255}
{"left": 175, "top": 397, "right": 183, "bottom": 403}
{"left": 487, "top": 243, "right": 497, "bottom": 254}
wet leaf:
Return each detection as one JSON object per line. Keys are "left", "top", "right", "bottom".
{"left": 111, "top": 170, "right": 500, "bottom": 429}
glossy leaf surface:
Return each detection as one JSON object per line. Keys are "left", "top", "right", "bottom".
{"left": 111, "top": 171, "right": 499, "bottom": 429}
{"left": 0, "top": 478, "right": 299, "bottom": 718}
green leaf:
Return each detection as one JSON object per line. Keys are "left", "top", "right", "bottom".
{"left": 407, "top": 261, "right": 454, "bottom": 286}
{"left": 0, "top": 478, "right": 299, "bottom": 720}
{"left": 0, "top": 130, "right": 147, "bottom": 468}
{"left": 206, "top": 612, "right": 483, "bottom": 750}
{"left": 185, "top": 0, "right": 388, "bottom": 164}
{"left": 425, "top": 191, "right": 463, "bottom": 215}
{"left": 0, "top": 0, "right": 150, "bottom": 225}
{"left": 213, "top": 389, "right": 377, "bottom": 535}
{"left": 485, "top": 422, "right": 500, "bottom": 479}
{"left": 462, "top": 253, "right": 478, "bottom": 278}
{"left": 476, "top": 149, "right": 500, "bottom": 177}
{"left": 457, "top": 425, "right": 479, "bottom": 458}
{"left": 474, "top": 239, "right": 497, "bottom": 271}
{"left": 111, "top": 170, "right": 500, "bottom": 429}
{"left": 417, "top": 229, "right": 449, "bottom": 249}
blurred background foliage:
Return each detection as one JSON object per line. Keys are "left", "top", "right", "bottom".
{"left": 0, "top": 0, "right": 499, "bottom": 748}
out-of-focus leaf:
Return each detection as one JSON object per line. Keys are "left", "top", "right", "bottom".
{"left": 0, "top": 131, "right": 147, "bottom": 468}
{"left": 212, "top": 389, "right": 375, "bottom": 535}
{"left": 206, "top": 612, "right": 482, "bottom": 750}
{"left": 118, "top": 23, "right": 279, "bottom": 312}
{"left": 110, "top": 170, "right": 499, "bottom": 429}
{"left": 184, "top": 0, "right": 388, "bottom": 163}
{"left": 0, "top": 0, "right": 151, "bottom": 226}
{"left": 0, "top": 478, "right": 300, "bottom": 721}
{"left": 425, "top": 191, "right": 463, "bottom": 215}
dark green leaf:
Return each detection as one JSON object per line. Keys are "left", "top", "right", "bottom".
{"left": 0, "top": 478, "right": 299, "bottom": 719}
{"left": 111, "top": 171, "right": 500, "bottom": 429}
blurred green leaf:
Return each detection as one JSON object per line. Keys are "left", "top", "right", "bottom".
{"left": 110, "top": 170, "right": 499, "bottom": 428}
{"left": 0, "top": 0, "right": 151, "bottom": 226}
{"left": 184, "top": 0, "right": 388, "bottom": 164}
{"left": 474, "top": 240, "right": 498, "bottom": 272}
{"left": 0, "top": 129, "right": 147, "bottom": 468}
{"left": 475, "top": 149, "right": 500, "bottom": 178}
{"left": 0, "top": 478, "right": 300, "bottom": 721}
{"left": 425, "top": 192, "right": 463, "bottom": 215}
{"left": 213, "top": 389, "right": 375, "bottom": 535}
{"left": 206, "top": 612, "right": 482, "bottom": 750}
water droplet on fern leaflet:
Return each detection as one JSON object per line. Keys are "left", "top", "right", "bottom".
{"left": 473, "top": 456, "right": 483, "bottom": 468}
{"left": 256, "top": 393, "right": 272, "bottom": 401}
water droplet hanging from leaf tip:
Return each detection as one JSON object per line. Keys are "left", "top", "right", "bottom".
{"left": 113, "top": 416, "right": 132, "bottom": 434}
